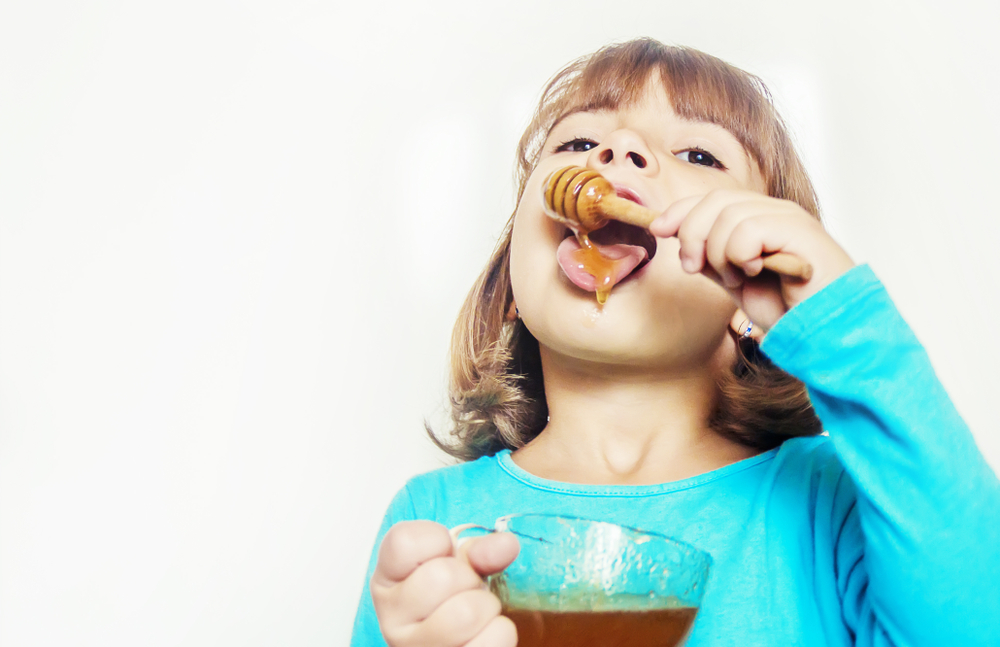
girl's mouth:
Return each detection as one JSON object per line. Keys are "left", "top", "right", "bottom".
{"left": 612, "top": 185, "right": 644, "bottom": 207}
{"left": 555, "top": 219, "right": 658, "bottom": 294}
{"left": 588, "top": 219, "right": 657, "bottom": 261}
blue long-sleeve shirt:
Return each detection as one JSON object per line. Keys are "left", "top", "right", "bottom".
{"left": 351, "top": 265, "right": 1000, "bottom": 645}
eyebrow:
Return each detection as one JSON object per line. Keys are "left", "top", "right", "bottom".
{"left": 550, "top": 103, "right": 739, "bottom": 134}
{"left": 546, "top": 105, "right": 602, "bottom": 136}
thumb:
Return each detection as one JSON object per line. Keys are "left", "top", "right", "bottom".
{"left": 456, "top": 531, "right": 520, "bottom": 578}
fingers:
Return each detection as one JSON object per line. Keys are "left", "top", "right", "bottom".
{"left": 651, "top": 190, "right": 806, "bottom": 282}
{"left": 652, "top": 191, "right": 747, "bottom": 276}
{"left": 385, "top": 554, "right": 490, "bottom": 624}
{"left": 385, "top": 533, "right": 517, "bottom": 622}
{"left": 705, "top": 202, "right": 759, "bottom": 288}
{"left": 713, "top": 210, "right": 805, "bottom": 282}
{"left": 677, "top": 192, "right": 759, "bottom": 277}
{"left": 649, "top": 194, "right": 702, "bottom": 239}
{"left": 649, "top": 188, "right": 856, "bottom": 328}
{"left": 458, "top": 531, "right": 520, "bottom": 577}
{"left": 382, "top": 588, "right": 507, "bottom": 647}
{"left": 373, "top": 521, "right": 455, "bottom": 587}
{"left": 464, "top": 616, "right": 518, "bottom": 647}
{"left": 371, "top": 521, "right": 520, "bottom": 647}
{"left": 411, "top": 589, "right": 504, "bottom": 647}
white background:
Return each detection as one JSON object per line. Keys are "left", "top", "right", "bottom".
{"left": 2, "top": 1, "right": 998, "bottom": 645}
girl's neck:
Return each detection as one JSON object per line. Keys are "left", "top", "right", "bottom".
{"left": 511, "top": 349, "right": 759, "bottom": 486}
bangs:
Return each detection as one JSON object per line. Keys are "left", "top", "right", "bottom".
{"left": 555, "top": 43, "right": 661, "bottom": 117}
{"left": 661, "top": 50, "right": 777, "bottom": 176}
{"left": 516, "top": 39, "right": 804, "bottom": 210}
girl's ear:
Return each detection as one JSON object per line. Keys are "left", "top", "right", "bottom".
{"left": 506, "top": 300, "right": 519, "bottom": 322}
{"left": 730, "top": 309, "right": 762, "bottom": 342}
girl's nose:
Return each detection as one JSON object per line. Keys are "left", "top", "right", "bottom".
{"left": 589, "top": 129, "right": 658, "bottom": 174}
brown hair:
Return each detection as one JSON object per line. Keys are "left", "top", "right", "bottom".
{"left": 430, "top": 38, "right": 822, "bottom": 461}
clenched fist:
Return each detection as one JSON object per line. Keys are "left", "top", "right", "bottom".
{"left": 370, "top": 521, "right": 521, "bottom": 647}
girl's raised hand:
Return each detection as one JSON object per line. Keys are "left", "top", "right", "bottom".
{"left": 370, "top": 520, "right": 520, "bottom": 647}
{"left": 650, "top": 190, "right": 855, "bottom": 332}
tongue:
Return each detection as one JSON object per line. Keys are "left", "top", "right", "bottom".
{"left": 556, "top": 236, "right": 648, "bottom": 294}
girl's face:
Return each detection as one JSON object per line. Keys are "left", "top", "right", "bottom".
{"left": 510, "top": 77, "right": 766, "bottom": 370}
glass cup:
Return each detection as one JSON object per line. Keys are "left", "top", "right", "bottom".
{"left": 465, "top": 514, "right": 712, "bottom": 647}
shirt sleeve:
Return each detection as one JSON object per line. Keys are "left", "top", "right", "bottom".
{"left": 350, "top": 485, "right": 419, "bottom": 647}
{"left": 760, "top": 264, "right": 1000, "bottom": 646}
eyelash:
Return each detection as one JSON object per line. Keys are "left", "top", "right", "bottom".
{"left": 677, "top": 147, "right": 727, "bottom": 170}
{"left": 553, "top": 139, "right": 727, "bottom": 171}
{"left": 553, "top": 138, "right": 598, "bottom": 153}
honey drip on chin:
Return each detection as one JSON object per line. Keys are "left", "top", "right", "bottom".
{"left": 571, "top": 233, "right": 624, "bottom": 305}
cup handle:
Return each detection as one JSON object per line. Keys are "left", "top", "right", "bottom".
{"left": 449, "top": 524, "right": 508, "bottom": 595}
{"left": 448, "top": 523, "right": 493, "bottom": 552}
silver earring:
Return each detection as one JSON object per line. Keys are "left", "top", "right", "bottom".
{"left": 740, "top": 320, "right": 754, "bottom": 339}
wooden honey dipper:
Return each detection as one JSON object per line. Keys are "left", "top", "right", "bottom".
{"left": 543, "top": 166, "right": 813, "bottom": 281}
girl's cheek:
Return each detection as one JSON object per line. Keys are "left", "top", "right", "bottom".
{"left": 514, "top": 192, "right": 561, "bottom": 245}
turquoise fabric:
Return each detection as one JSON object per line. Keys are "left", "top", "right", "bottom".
{"left": 351, "top": 265, "right": 1000, "bottom": 646}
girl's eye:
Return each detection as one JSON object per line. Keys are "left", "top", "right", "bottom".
{"left": 676, "top": 148, "right": 726, "bottom": 170}
{"left": 555, "top": 138, "right": 598, "bottom": 153}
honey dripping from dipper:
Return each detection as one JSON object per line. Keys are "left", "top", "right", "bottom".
{"left": 543, "top": 165, "right": 815, "bottom": 305}
{"left": 574, "top": 237, "right": 617, "bottom": 305}
{"left": 543, "top": 166, "right": 656, "bottom": 305}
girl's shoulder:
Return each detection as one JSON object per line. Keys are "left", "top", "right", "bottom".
{"left": 397, "top": 452, "right": 512, "bottom": 519}
{"left": 773, "top": 434, "right": 839, "bottom": 468}
{"left": 770, "top": 435, "right": 857, "bottom": 510}
{"left": 405, "top": 451, "right": 507, "bottom": 490}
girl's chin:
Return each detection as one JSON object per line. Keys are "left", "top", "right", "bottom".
{"left": 527, "top": 287, "right": 735, "bottom": 364}
{"left": 537, "top": 340, "right": 703, "bottom": 374}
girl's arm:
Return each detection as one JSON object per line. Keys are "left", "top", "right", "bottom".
{"left": 761, "top": 265, "right": 1000, "bottom": 646}
{"left": 653, "top": 193, "right": 1000, "bottom": 645}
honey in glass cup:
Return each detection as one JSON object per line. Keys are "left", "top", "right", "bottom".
{"left": 483, "top": 514, "right": 712, "bottom": 647}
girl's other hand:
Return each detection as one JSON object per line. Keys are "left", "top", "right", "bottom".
{"left": 370, "top": 520, "right": 520, "bottom": 647}
{"left": 650, "top": 190, "right": 855, "bottom": 332}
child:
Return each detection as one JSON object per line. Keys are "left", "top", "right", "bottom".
{"left": 351, "top": 38, "right": 1000, "bottom": 646}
